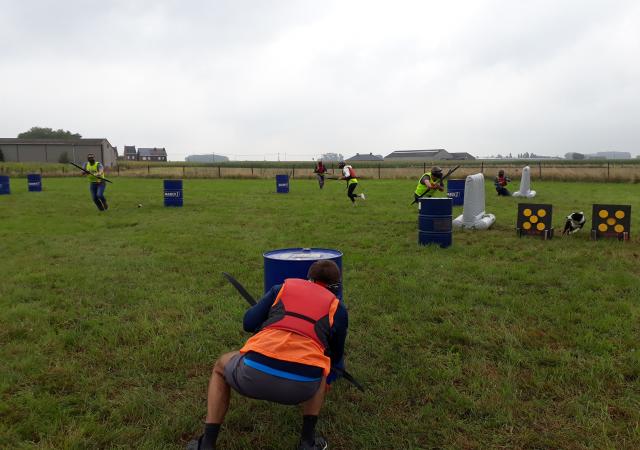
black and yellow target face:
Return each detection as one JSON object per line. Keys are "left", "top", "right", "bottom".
{"left": 592, "top": 204, "right": 631, "bottom": 238}
{"left": 517, "top": 203, "right": 553, "bottom": 236}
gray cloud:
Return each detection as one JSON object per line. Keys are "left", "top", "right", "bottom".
{"left": 1, "top": 0, "right": 639, "bottom": 160}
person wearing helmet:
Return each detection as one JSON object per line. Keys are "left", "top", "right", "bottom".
{"left": 413, "top": 166, "right": 444, "bottom": 204}
{"left": 494, "top": 169, "right": 511, "bottom": 196}
{"left": 187, "top": 260, "right": 349, "bottom": 450}
{"left": 338, "top": 161, "right": 365, "bottom": 204}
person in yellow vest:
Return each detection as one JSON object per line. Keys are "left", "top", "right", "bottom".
{"left": 187, "top": 260, "right": 348, "bottom": 450}
{"left": 82, "top": 153, "right": 108, "bottom": 210}
{"left": 413, "top": 166, "right": 444, "bottom": 204}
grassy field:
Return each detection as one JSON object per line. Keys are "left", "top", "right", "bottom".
{"left": 1, "top": 177, "right": 639, "bottom": 449}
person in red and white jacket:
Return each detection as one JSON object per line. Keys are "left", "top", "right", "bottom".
{"left": 338, "top": 161, "right": 365, "bottom": 205}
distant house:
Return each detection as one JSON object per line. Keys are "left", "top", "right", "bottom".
{"left": 137, "top": 147, "right": 167, "bottom": 162}
{"left": 449, "top": 152, "right": 476, "bottom": 160}
{"left": 0, "top": 138, "right": 118, "bottom": 167}
{"left": 565, "top": 152, "right": 585, "bottom": 160}
{"left": 345, "top": 152, "right": 384, "bottom": 162}
{"left": 585, "top": 151, "right": 631, "bottom": 160}
{"left": 185, "top": 154, "right": 230, "bottom": 163}
{"left": 124, "top": 146, "right": 137, "bottom": 161}
{"left": 384, "top": 149, "right": 451, "bottom": 161}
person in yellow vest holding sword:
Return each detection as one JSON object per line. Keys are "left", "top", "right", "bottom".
{"left": 412, "top": 166, "right": 444, "bottom": 204}
{"left": 83, "top": 153, "right": 108, "bottom": 210}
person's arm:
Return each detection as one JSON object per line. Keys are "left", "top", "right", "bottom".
{"left": 328, "top": 304, "right": 349, "bottom": 366}
{"left": 242, "top": 284, "right": 280, "bottom": 332}
{"left": 96, "top": 163, "right": 105, "bottom": 176}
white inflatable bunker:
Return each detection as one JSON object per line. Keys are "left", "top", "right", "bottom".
{"left": 513, "top": 166, "right": 537, "bottom": 198}
{"left": 453, "top": 173, "right": 496, "bottom": 230}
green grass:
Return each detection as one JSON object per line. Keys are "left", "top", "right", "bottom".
{"left": 1, "top": 178, "right": 639, "bottom": 449}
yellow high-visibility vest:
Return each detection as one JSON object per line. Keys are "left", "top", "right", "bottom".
{"left": 85, "top": 161, "right": 102, "bottom": 183}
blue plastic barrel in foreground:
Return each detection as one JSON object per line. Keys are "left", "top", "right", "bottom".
{"left": 276, "top": 174, "right": 289, "bottom": 193}
{"left": 263, "top": 248, "right": 343, "bottom": 300}
{"left": 418, "top": 197, "right": 452, "bottom": 248}
{"left": 163, "top": 180, "right": 183, "bottom": 207}
{"left": 0, "top": 176, "right": 10, "bottom": 195}
{"left": 27, "top": 174, "right": 42, "bottom": 192}
{"left": 447, "top": 179, "right": 465, "bottom": 206}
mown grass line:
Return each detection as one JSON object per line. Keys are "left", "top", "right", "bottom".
{"left": 1, "top": 178, "right": 639, "bottom": 449}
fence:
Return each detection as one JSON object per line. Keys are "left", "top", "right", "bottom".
{"left": 1, "top": 161, "right": 639, "bottom": 182}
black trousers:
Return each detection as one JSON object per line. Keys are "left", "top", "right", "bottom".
{"left": 347, "top": 182, "right": 358, "bottom": 202}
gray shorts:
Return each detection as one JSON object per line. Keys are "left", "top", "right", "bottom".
{"left": 224, "top": 353, "right": 322, "bottom": 405}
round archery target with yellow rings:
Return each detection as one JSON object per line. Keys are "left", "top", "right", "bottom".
{"left": 536, "top": 222, "right": 545, "bottom": 231}
{"left": 592, "top": 204, "right": 631, "bottom": 238}
{"left": 537, "top": 209, "right": 546, "bottom": 217}
{"left": 523, "top": 208, "right": 532, "bottom": 217}
{"left": 523, "top": 222, "right": 531, "bottom": 230}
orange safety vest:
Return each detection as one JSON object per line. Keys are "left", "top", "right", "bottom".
{"left": 240, "top": 279, "right": 339, "bottom": 375}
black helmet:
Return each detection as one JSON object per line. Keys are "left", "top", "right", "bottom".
{"left": 431, "top": 166, "right": 443, "bottom": 178}
{"left": 338, "top": 161, "right": 346, "bottom": 168}
{"left": 498, "top": 170, "right": 505, "bottom": 176}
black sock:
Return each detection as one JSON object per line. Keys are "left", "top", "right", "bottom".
{"left": 301, "top": 415, "right": 318, "bottom": 443}
{"left": 201, "top": 423, "right": 220, "bottom": 449}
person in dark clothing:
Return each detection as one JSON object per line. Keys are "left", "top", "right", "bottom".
{"left": 494, "top": 170, "right": 511, "bottom": 196}
{"left": 313, "top": 160, "right": 328, "bottom": 189}
{"left": 187, "top": 260, "right": 348, "bottom": 450}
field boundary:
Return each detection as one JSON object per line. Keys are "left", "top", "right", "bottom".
{"left": 1, "top": 160, "right": 639, "bottom": 182}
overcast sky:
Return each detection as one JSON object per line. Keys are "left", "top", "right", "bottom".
{"left": 1, "top": 0, "right": 639, "bottom": 160}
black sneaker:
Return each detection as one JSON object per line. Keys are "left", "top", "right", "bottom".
{"left": 186, "top": 435, "right": 214, "bottom": 450}
{"left": 297, "top": 434, "right": 328, "bottom": 450}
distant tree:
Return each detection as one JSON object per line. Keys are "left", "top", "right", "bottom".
{"left": 18, "top": 127, "right": 82, "bottom": 139}
{"left": 508, "top": 153, "right": 513, "bottom": 158}
{"left": 320, "top": 152, "right": 344, "bottom": 161}
{"left": 0, "top": 148, "right": 4, "bottom": 162}
{"left": 58, "top": 151, "right": 70, "bottom": 163}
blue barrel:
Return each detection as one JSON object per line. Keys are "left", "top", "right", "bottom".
{"left": 276, "top": 174, "right": 289, "bottom": 193}
{"left": 418, "top": 197, "right": 452, "bottom": 248}
{"left": 27, "top": 174, "right": 42, "bottom": 192}
{"left": 263, "top": 248, "right": 343, "bottom": 300}
{"left": 0, "top": 176, "right": 10, "bottom": 195}
{"left": 163, "top": 180, "right": 183, "bottom": 207}
{"left": 447, "top": 179, "right": 465, "bottom": 206}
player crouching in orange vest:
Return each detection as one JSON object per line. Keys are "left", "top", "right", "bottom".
{"left": 188, "top": 260, "right": 348, "bottom": 450}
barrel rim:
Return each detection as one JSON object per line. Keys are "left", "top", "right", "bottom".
{"left": 263, "top": 247, "right": 343, "bottom": 260}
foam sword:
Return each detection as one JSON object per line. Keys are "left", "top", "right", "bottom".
{"left": 70, "top": 162, "right": 113, "bottom": 183}
{"left": 222, "top": 272, "right": 365, "bottom": 392}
